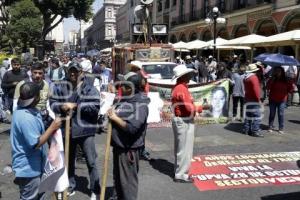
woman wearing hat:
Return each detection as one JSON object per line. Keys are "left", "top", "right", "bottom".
{"left": 171, "top": 65, "right": 208, "bottom": 183}
{"left": 243, "top": 64, "right": 263, "bottom": 137}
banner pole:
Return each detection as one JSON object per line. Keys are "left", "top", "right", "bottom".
{"left": 100, "top": 122, "right": 113, "bottom": 200}
{"left": 63, "top": 114, "right": 71, "bottom": 200}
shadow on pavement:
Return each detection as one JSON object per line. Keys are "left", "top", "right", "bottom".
{"left": 224, "top": 123, "right": 243, "bottom": 134}
{"left": 149, "top": 159, "right": 173, "bottom": 179}
{"left": 75, "top": 175, "right": 90, "bottom": 195}
{"left": 289, "top": 120, "right": 300, "bottom": 124}
{"left": 261, "top": 192, "right": 300, "bottom": 200}
{"left": 224, "top": 123, "right": 269, "bottom": 134}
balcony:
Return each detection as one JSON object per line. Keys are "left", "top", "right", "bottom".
{"left": 171, "top": 8, "right": 207, "bottom": 27}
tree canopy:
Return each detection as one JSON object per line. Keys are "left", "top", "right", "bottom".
{"left": 1, "top": 0, "right": 94, "bottom": 41}
{"left": 5, "top": 0, "right": 43, "bottom": 53}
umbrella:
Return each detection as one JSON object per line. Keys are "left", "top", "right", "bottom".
{"left": 173, "top": 41, "right": 188, "bottom": 49}
{"left": 86, "top": 49, "right": 100, "bottom": 56}
{"left": 186, "top": 40, "right": 207, "bottom": 50}
{"left": 254, "top": 53, "right": 273, "bottom": 61}
{"left": 101, "top": 48, "right": 112, "bottom": 52}
{"left": 224, "top": 34, "right": 267, "bottom": 46}
{"left": 256, "top": 53, "right": 300, "bottom": 66}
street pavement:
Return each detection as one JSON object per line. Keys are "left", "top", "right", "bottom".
{"left": 1, "top": 105, "right": 300, "bottom": 200}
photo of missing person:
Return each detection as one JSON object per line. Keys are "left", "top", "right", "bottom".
{"left": 46, "top": 137, "right": 64, "bottom": 172}
{"left": 209, "top": 86, "right": 228, "bottom": 118}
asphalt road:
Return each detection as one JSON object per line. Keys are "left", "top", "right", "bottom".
{"left": 1, "top": 105, "right": 300, "bottom": 200}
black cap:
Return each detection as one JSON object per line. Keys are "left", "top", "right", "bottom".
{"left": 50, "top": 58, "right": 60, "bottom": 66}
{"left": 68, "top": 62, "right": 82, "bottom": 71}
{"left": 17, "top": 82, "right": 40, "bottom": 108}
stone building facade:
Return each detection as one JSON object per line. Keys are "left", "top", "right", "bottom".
{"left": 116, "top": 0, "right": 300, "bottom": 55}
{"left": 85, "top": 0, "right": 126, "bottom": 50}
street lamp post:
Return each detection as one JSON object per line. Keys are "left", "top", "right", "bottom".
{"left": 205, "top": 7, "right": 226, "bottom": 59}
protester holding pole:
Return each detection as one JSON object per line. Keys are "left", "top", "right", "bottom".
{"left": 127, "top": 60, "right": 151, "bottom": 160}
{"left": 10, "top": 82, "right": 61, "bottom": 200}
{"left": 50, "top": 62, "right": 101, "bottom": 200}
{"left": 107, "top": 72, "right": 150, "bottom": 200}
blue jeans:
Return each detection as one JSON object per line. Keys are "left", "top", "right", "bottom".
{"left": 269, "top": 101, "right": 285, "bottom": 130}
{"left": 243, "top": 103, "right": 262, "bottom": 134}
{"left": 0, "top": 95, "right": 7, "bottom": 120}
{"left": 14, "top": 176, "right": 45, "bottom": 200}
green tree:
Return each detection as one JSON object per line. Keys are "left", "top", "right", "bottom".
{"left": 3, "top": 0, "right": 94, "bottom": 41}
{"left": 33, "top": 0, "right": 94, "bottom": 40}
{"left": 5, "top": 0, "right": 43, "bottom": 53}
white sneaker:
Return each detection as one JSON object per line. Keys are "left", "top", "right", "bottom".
{"left": 90, "top": 192, "right": 99, "bottom": 200}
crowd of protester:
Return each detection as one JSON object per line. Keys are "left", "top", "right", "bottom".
{"left": 0, "top": 51, "right": 299, "bottom": 200}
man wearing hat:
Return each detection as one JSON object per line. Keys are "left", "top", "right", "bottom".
{"left": 10, "top": 82, "right": 61, "bottom": 200}
{"left": 107, "top": 72, "right": 150, "bottom": 200}
{"left": 50, "top": 62, "right": 101, "bottom": 199}
{"left": 127, "top": 60, "right": 151, "bottom": 160}
{"left": 243, "top": 64, "right": 263, "bottom": 137}
{"left": 171, "top": 65, "right": 208, "bottom": 183}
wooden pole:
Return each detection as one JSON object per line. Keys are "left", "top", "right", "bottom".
{"left": 100, "top": 122, "right": 113, "bottom": 200}
{"left": 63, "top": 114, "right": 71, "bottom": 200}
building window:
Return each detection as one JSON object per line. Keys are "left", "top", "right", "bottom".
{"left": 108, "top": 26, "right": 112, "bottom": 36}
{"left": 165, "top": 0, "right": 170, "bottom": 9}
{"left": 158, "top": 0, "right": 162, "bottom": 12}
{"left": 219, "top": 0, "right": 225, "bottom": 12}
{"left": 235, "top": 0, "right": 247, "bottom": 9}
{"left": 130, "top": 0, "right": 134, "bottom": 7}
{"left": 204, "top": 0, "right": 209, "bottom": 18}
{"left": 190, "top": 0, "right": 196, "bottom": 20}
{"left": 173, "top": 0, "right": 177, "bottom": 6}
{"left": 107, "top": 8, "right": 112, "bottom": 18}
{"left": 179, "top": 0, "right": 184, "bottom": 17}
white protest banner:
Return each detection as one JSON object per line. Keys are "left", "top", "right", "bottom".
{"left": 100, "top": 92, "right": 116, "bottom": 115}
{"left": 147, "top": 92, "right": 164, "bottom": 123}
{"left": 39, "top": 129, "right": 69, "bottom": 193}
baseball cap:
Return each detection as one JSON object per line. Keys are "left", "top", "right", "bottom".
{"left": 68, "top": 62, "right": 82, "bottom": 71}
{"left": 18, "top": 82, "right": 40, "bottom": 108}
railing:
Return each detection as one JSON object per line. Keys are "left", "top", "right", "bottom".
{"left": 171, "top": 8, "right": 207, "bottom": 27}
{"left": 170, "top": 1, "right": 274, "bottom": 27}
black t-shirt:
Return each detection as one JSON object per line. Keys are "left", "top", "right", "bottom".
{"left": 1, "top": 69, "right": 28, "bottom": 98}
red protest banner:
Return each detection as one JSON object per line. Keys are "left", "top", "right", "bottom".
{"left": 189, "top": 152, "right": 300, "bottom": 191}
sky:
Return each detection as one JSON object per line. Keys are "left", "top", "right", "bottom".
{"left": 63, "top": 0, "right": 103, "bottom": 43}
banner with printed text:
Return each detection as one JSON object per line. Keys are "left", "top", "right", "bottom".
{"left": 189, "top": 152, "right": 300, "bottom": 191}
{"left": 147, "top": 79, "right": 230, "bottom": 128}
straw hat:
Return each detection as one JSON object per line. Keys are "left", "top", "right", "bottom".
{"left": 186, "top": 55, "right": 191, "bottom": 60}
{"left": 246, "top": 64, "right": 260, "bottom": 73}
{"left": 172, "top": 65, "right": 194, "bottom": 80}
{"left": 255, "top": 61, "right": 264, "bottom": 68}
{"left": 127, "top": 60, "right": 143, "bottom": 70}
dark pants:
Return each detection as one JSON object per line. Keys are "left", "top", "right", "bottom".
{"left": 113, "top": 148, "right": 139, "bottom": 200}
{"left": 68, "top": 136, "right": 100, "bottom": 193}
{"left": 14, "top": 176, "right": 45, "bottom": 200}
{"left": 297, "top": 85, "right": 300, "bottom": 104}
{"left": 232, "top": 96, "right": 244, "bottom": 118}
{"left": 243, "top": 103, "right": 262, "bottom": 134}
{"left": 3, "top": 95, "right": 13, "bottom": 113}
{"left": 269, "top": 101, "right": 285, "bottom": 130}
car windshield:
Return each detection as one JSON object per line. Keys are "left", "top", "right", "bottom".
{"left": 143, "top": 64, "right": 177, "bottom": 79}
